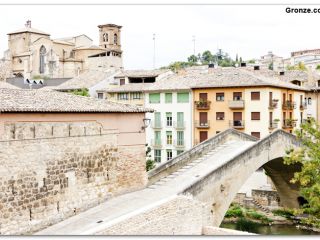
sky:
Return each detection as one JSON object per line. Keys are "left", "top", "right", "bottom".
{"left": 1, "top": 3, "right": 320, "bottom": 69}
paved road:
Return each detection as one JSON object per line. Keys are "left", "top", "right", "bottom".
{"left": 36, "top": 140, "right": 254, "bottom": 235}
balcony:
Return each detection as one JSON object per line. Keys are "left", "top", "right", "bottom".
{"left": 174, "top": 140, "right": 185, "bottom": 148}
{"left": 194, "top": 100, "right": 211, "bottom": 110}
{"left": 300, "top": 102, "right": 307, "bottom": 110}
{"left": 269, "top": 120, "right": 279, "bottom": 129}
{"left": 195, "top": 120, "right": 210, "bottom": 128}
{"left": 174, "top": 121, "right": 186, "bottom": 129}
{"left": 282, "top": 119, "right": 297, "bottom": 129}
{"left": 282, "top": 101, "right": 296, "bottom": 110}
{"left": 228, "top": 100, "right": 245, "bottom": 109}
{"left": 268, "top": 99, "right": 279, "bottom": 109}
{"left": 151, "top": 139, "right": 162, "bottom": 148}
{"left": 151, "top": 121, "right": 162, "bottom": 129}
{"left": 229, "top": 120, "right": 245, "bottom": 129}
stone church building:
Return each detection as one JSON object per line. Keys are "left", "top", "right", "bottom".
{"left": 2, "top": 21, "right": 123, "bottom": 79}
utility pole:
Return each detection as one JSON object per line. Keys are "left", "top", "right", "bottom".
{"left": 192, "top": 35, "right": 196, "bottom": 56}
{"left": 153, "top": 33, "right": 156, "bottom": 69}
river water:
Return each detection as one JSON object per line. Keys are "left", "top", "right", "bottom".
{"left": 220, "top": 222, "right": 320, "bottom": 235}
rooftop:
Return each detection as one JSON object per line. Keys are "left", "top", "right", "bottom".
{"left": 55, "top": 69, "right": 119, "bottom": 91}
{"left": 0, "top": 81, "right": 19, "bottom": 89}
{"left": 7, "top": 27, "right": 50, "bottom": 36}
{"left": 0, "top": 88, "right": 152, "bottom": 113}
{"left": 115, "top": 69, "right": 171, "bottom": 78}
{"left": 98, "top": 23, "right": 122, "bottom": 28}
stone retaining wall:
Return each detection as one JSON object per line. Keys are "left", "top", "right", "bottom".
{"left": 0, "top": 131, "right": 146, "bottom": 235}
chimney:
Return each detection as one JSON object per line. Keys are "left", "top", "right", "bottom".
{"left": 240, "top": 62, "right": 246, "bottom": 67}
{"left": 279, "top": 71, "right": 285, "bottom": 76}
{"left": 254, "top": 65, "right": 260, "bottom": 70}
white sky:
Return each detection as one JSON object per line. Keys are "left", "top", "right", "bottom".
{"left": 1, "top": 3, "right": 320, "bottom": 69}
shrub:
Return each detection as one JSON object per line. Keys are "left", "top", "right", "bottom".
{"left": 146, "top": 159, "right": 155, "bottom": 171}
{"left": 225, "top": 207, "right": 244, "bottom": 218}
{"left": 272, "top": 209, "right": 295, "bottom": 219}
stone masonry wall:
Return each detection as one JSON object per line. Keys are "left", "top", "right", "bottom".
{"left": 96, "top": 195, "right": 212, "bottom": 235}
{"left": 0, "top": 131, "right": 147, "bottom": 235}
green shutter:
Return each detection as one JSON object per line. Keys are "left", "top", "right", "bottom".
{"left": 177, "top": 131, "right": 184, "bottom": 145}
{"left": 154, "top": 112, "right": 161, "bottom": 128}
{"left": 177, "top": 112, "right": 184, "bottom": 128}
{"left": 177, "top": 92, "right": 189, "bottom": 103}
{"left": 155, "top": 131, "right": 161, "bottom": 145}
{"left": 165, "top": 93, "right": 172, "bottom": 103}
{"left": 149, "top": 93, "right": 160, "bottom": 103}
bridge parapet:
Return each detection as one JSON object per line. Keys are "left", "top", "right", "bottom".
{"left": 148, "top": 128, "right": 258, "bottom": 185}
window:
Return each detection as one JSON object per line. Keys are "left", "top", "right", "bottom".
{"left": 177, "top": 131, "right": 184, "bottom": 146}
{"left": 166, "top": 131, "right": 172, "bottom": 145}
{"left": 177, "top": 112, "right": 184, "bottom": 128}
{"left": 165, "top": 93, "right": 172, "bottom": 103}
{"left": 132, "top": 92, "right": 142, "bottom": 100}
{"left": 154, "top": 150, "right": 161, "bottom": 163}
{"left": 177, "top": 92, "right": 189, "bottom": 103}
{"left": 166, "top": 112, "right": 172, "bottom": 126}
{"left": 103, "top": 33, "right": 108, "bottom": 42}
{"left": 308, "top": 97, "right": 312, "bottom": 105}
{"left": 114, "top": 33, "right": 118, "bottom": 44}
{"left": 154, "top": 112, "right": 161, "bottom": 128}
{"left": 216, "top": 112, "right": 225, "bottom": 120}
{"left": 166, "top": 150, "right": 173, "bottom": 161}
{"left": 251, "top": 112, "right": 261, "bottom": 120}
{"left": 39, "top": 45, "right": 46, "bottom": 74}
{"left": 149, "top": 93, "right": 160, "bottom": 103}
{"left": 251, "top": 92, "right": 260, "bottom": 100}
{"left": 251, "top": 132, "right": 261, "bottom": 139}
{"left": 216, "top": 92, "right": 225, "bottom": 101}
{"left": 154, "top": 131, "right": 161, "bottom": 146}
{"left": 177, "top": 150, "right": 184, "bottom": 155}
{"left": 118, "top": 93, "right": 128, "bottom": 100}
{"left": 97, "top": 93, "right": 103, "bottom": 99}
{"left": 216, "top": 131, "right": 221, "bottom": 134}
{"left": 120, "top": 79, "right": 125, "bottom": 85}
{"left": 233, "top": 92, "right": 242, "bottom": 100}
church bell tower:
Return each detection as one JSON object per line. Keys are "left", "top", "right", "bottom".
{"left": 98, "top": 24, "right": 122, "bottom": 56}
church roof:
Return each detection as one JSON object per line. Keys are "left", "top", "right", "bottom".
{"left": 98, "top": 23, "right": 122, "bottom": 29}
{"left": 0, "top": 88, "right": 152, "bottom": 113}
{"left": 7, "top": 27, "right": 50, "bottom": 36}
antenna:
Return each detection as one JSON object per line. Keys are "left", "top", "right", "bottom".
{"left": 192, "top": 35, "right": 196, "bottom": 56}
{"left": 153, "top": 33, "right": 156, "bottom": 69}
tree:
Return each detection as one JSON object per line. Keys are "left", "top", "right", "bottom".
{"left": 71, "top": 88, "right": 90, "bottom": 97}
{"left": 316, "top": 65, "right": 320, "bottom": 70}
{"left": 239, "top": 57, "right": 243, "bottom": 63}
{"left": 268, "top": 62, "right": 274, "bottom": 70}
{"left": 284, "top": 118, "right": 320, "bottom": 219}
{"left": 201, "top": 50, "right": 214, "bottom": 64}
{"left": 145, "top": 144, "right": 155, "bottom": 171}
{"left": 235, "top": 54, "right": 239, "bottom": 63}
{"left": 187, "top": 54, "right": 198, "bottom": 64}
{"left": 286, "top": 62, "right": 307, "bottom": 71}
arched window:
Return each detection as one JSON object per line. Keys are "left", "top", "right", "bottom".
{"left": 114, "top": 33, "right": 117, "bottom": 44}
{"left": 39, "top": 45, "right": 46, "bottom": 74}
{"left": 103, "top": 33, "right": 108, "bottom": 42}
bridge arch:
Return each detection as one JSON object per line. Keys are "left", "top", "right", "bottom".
{"left": 180, "top": 130, "right": 301, "bottom": 227}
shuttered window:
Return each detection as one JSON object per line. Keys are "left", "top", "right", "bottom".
{"left": 149, "top": 93, "right": 160, "bottom": 103}
{"left": 154, "top": 112, "right": 161, "bottom": 128}
{"left": 251, "top": 112, "right": 260, "bottom": 120}
{"left": 216, "top": 112, "right": 225, "bottom": 120}
{"left": 251, "top": 132, "right": 261, "bottom": 139}
{"left": 166, "top": 131, "right": 172, "bottom": 145}
{"left": 177, "top": 131, "right": 184, "bottom": 146}
{"left": 216, "top": 92, "right": 224, "bottom": 101}
{"left": 233, "top": 92, "right": 242, "bottom": 100}
{"left": 165, "top": 93, "right": 172, "bottom": 103}
{"left": 251, "top": 92, "right": 260, "bottom": 100}
{"left": 177, "top": 92, "right": 189, "bottom": 103}
{"left": 154, "top": 150, "right": 161, "bottom": 163}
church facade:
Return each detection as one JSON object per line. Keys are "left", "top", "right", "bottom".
{"left": 2, "top": 21, "right": 123, "bottom": 79}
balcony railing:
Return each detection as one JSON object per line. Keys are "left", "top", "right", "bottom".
{"left": 269, "top": 120, "right": 279, "bottom": 129}
{"left": 174, "top": 121, "right": 186, "bottom": 129}
{"left": 268, "top": 99, "right": 279, "bottom": 109}
{"left": 228, "top": 100, "right": 245, "bottom": 109}
{"left": 151, "top": 121, "right": 162, "bottom": 129}
{"left": 195, "top": 120, "right": 210, "bottom": 128}
{"left": 194, "top": 100, "right": 211, "bottom": 110}
{"left": 282, "top": 101, "right": 296, "bottom": 110}
{"left": 174, "top": 140, "right": 185, "bottom": 148}
{"left": 229, "top": 120, "right": 245, "bottom": 129}
{"left": 151, "top": 139, "right": 162, "bottom": 148}
{"left": 300, "top": 102, "right": 307, "bottom": 110}
{"left": 282, "top": 119, "right": 297, "bottom": 129}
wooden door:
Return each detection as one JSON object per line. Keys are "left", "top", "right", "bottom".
{"left": 200, "top": 131, "right": 208, "bottom": 143}
{"left": 199, "top": 112, "right": 208, "bottom": 124}
{"left": 199, "top": 93, "right": 208, "bottom": 101}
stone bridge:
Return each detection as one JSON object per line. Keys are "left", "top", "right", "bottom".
{"left": 36, "top": 129, "right": 301, "bottom": 235}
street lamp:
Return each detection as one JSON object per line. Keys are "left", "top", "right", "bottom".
{"left": 141, "top": 118, "right": 151, "bottom": 132}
